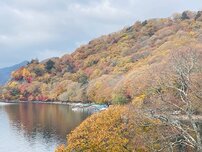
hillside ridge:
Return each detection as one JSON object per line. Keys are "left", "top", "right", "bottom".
{"left": 1, "top": 10, "right": 202, "bottom": 104}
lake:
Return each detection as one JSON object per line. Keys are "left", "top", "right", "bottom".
{"left": 0, "top": 102, "right": 91, "bottom": 152}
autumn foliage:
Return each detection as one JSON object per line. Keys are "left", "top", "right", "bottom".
{"left": 55, "top": 105, "right": 175, "bottom": 152}
{"left": 12, "top": 67, "right": 32, "bottom": 83}
{"left": 56, "top": 106, "right": 133, "bottom": 152}
{"left": 0, "top": 10, "right": 201, "bottom": 151}
{"left": 1, "top": 10, "right": 202, "bottom": 105}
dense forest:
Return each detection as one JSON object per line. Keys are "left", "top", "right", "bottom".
{"left": 1, "top": 11, "right": 202, "bottom": 151}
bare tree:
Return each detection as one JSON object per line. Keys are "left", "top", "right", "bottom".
{"left": 144, "top": 49, "right": 202, "bottom": 151}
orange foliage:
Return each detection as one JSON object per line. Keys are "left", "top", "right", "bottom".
{"left": 62, "top": 106, "right": 133, "bottom": 152}
{"left": 55, "top": 145, "right": 65, "bottom": 152}
{"left": 1, "top": 11, "right": 202, "bottom": 104}
{"left": 12, "top": 67, "right": 32, "bottom": 83}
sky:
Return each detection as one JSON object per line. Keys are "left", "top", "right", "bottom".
{"left": 0, "top": 0, "right": 201, "bottom": 68}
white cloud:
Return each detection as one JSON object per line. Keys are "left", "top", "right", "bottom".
{"left": 38, "top": 50, "right": 67, "bottom": 60}
{"left": 68, "top": 0, "right": 132, "bottom": 22}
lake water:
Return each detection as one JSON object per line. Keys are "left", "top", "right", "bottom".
{"left": 0, "top": 102, "right": 91, "bottom": 152}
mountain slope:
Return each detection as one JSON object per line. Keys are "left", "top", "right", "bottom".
{"left": 0, "top": 61, "right": 28, "bottom": 85}
{"left": 1, "top": 10, "right": 202, "bottom": 103}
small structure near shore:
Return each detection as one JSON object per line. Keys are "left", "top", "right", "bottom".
{"left": 71, "top": 103, "right": 108, "bottom": 113}
{"left": 0, "top": 100, "right": 108, "bottom": 113}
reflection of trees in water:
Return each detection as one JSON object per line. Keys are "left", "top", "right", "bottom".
{"left": 4, "top": 103, "right": 90, "bottom": 143}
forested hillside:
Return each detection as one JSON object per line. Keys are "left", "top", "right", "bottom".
{"left": 1, "top": 10, "right": 202, "bottom": 152}
{"left": 1, "top": 11, "right": 202, "bottom": 105}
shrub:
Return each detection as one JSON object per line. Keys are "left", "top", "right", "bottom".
{"left": 78, "top": 74, "right": 88, "bottom": 84}
{"left": 45, "top": 60, "right": 55, "bottom": 71}
{"left": 58, "top": 92, "right": 69, "bottom": 102}
{"left": 10, "top": 88, "right": 20, "bottom": 96}
{"left": 142, "top": 20, "right": 148, "bottom": 26}
{"left": 181, "top": 11, "right": 190, "bottom": 20}
{"left": 33, "top": 66, "right": 45, "bottom": 76}
{"left": 112, "top": 92, "right": 128, "bottom": 105}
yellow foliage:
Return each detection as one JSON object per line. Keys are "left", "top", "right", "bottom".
{"left": 55, "top": 105, "right": 166, "bottom": 152}
{"left": 22, "top": 68, "right": 31, "bottom": 77}
{"left": 132, "top": 94, "right": 146, "bottom": 107}
{"left": 11, "top": 67, "right": 31, "bottom": 80}
{"left": 90, "top": 69, "right": 102, "bottom": 79}
{"left": 2, "top": 11, "right": 202, "bottom": 107}
{"left": 55, "top": 145, "right": 65, "bottom": 152}
{"left": 62, "top": 106, "right": 133, "bottom": 152}
{"left": 8, "top": 81, "right": 18, "bottom": 88}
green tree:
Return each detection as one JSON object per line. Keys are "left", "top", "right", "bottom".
{"left": 112, "top": 92, "right": 128, "bottom": 105}
{"left": 45, "top": 60, "right": 55, "bottom": 71}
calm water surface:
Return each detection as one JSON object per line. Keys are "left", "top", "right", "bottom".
{"left": 0, "top": 102, "right": 91, "bottom": 152}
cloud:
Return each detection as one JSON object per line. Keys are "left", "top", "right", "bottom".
{"left": 68, "top": 0, "right": 132, "bottom": 23}
{"left": 0, "top": 0, "right": 201, "bottom": 67}
{"left": 37, "top": 50, "right": 67, "bottom": 60}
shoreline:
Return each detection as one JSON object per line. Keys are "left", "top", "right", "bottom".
{"left": 0, "top": 100, "right": 108, "bottom": 113}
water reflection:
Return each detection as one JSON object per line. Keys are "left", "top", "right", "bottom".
{"left": 0, "top": 102, "right": 90, "bottom": 152}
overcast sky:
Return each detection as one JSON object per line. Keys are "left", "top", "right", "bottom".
{"left": 0, "top": 0, "right": 201, "bottom": 68}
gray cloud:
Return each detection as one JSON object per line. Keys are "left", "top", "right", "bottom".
{"left": 0, "top": 0, "right": 201, "bottom": 67}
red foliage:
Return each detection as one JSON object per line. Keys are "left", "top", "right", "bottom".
{"left": 84, "top": 67, "right": 94, "bottom": 77}
{"left": 19, "top": 84, "right": 30, "bottom": 93}
{"left": 36, "top": 95, "right": 48, "bottom": 101}
{"left": 25, "top": 76, "right": 33, "bottom": 83}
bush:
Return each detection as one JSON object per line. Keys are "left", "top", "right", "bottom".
{"left": 58, "top": 92, "right": 69, "bottom": 102}
{"left": 142, "top": 20, "right": 148, "bottom": 26}
{"left": 181, "top": 11, "right": 189, "bottom": 20}
{"left": 33, "top": 67, "right": 44, "bottom": 76}
{"left": 78, "top": 74, "right": 88, "bottom": 84}
{"left": 112, "top": 93, "right": 128, "bottom": 105}
{"left": 45, "top": 60, "right": 55, "bottom": 71}
{"left": 10, "top": 88, "right": 20, "bottom": 96}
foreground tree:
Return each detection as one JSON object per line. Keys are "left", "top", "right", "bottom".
{"left": 146, "top": 49, "right": 202, "bottom": 151}
{"left": 55, "top": 106, "right": 135, "bottom": 152}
